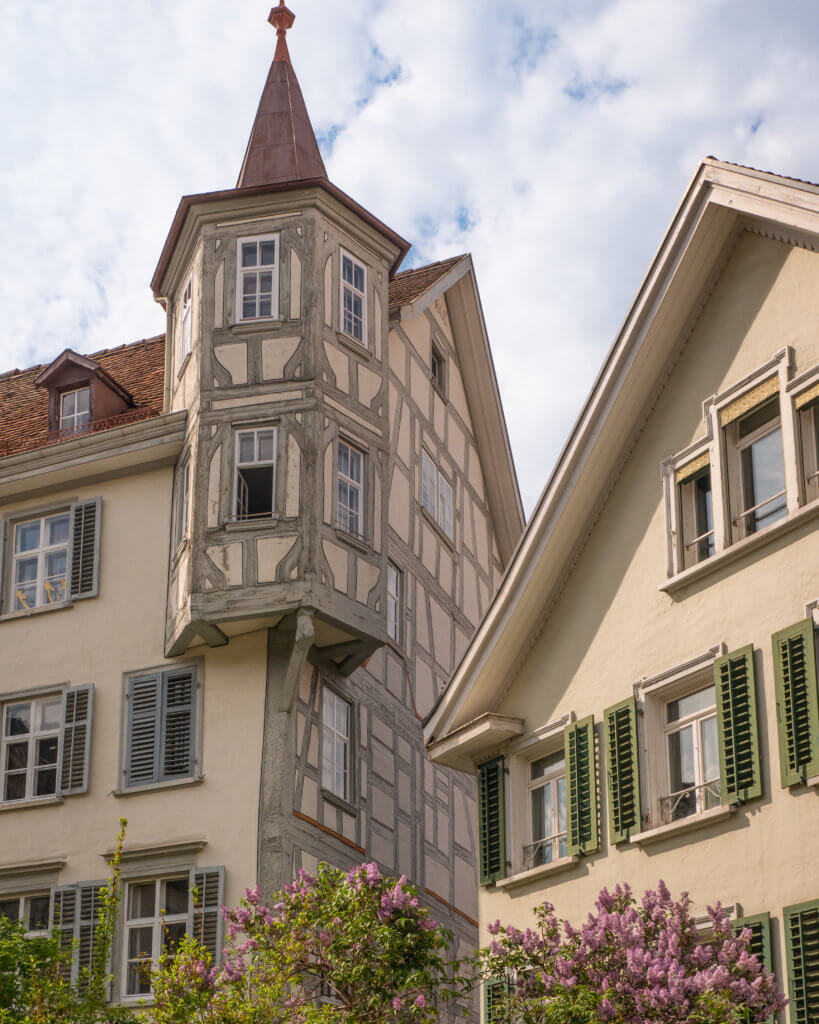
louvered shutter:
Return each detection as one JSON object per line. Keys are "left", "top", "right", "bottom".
{"left": 565, "top": 716, "right": 598, "bottom": 856}
{"left": 477, "top": 757, "right": 506, "bottom": 886}
{"left": 189, "top": 867, "right": 224, "bottom": 965}
{"left": 785, "top": 899, "right": 819, "bottom": 1024}
{"left": 70, "top": 499, "right": 101, "bottom": 600}
{"left": 76, "top": 882, "right": 109, "bottom": 995}
{"left": 484, "top": 978, "right": 508, "bottom": 1023}
{"left": 60, "top": 685, "right": 94, "bottom": 796}
{"left": 605, "top": 697, "right": 641, "bottom": 844}
{"left": 715, "top": 646, "right": 762, "bottom": 804}
{"left": 51, "top": 885, "right": 78, "bottom": 982}
{"left": 125, "top": 675, "right": 161, "bottom": 788}
{"left": 772, "top": 620, "right": 819, "bottom": 788}
{"left": 735, "top": 912, "right": 773, "bottom": 972}
{"left": 161, "top": 671, "right": 196, "bottom": 781}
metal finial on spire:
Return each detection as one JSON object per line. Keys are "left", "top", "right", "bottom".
{"left": 269, "top": 1, "right": 296, "bottom": 63}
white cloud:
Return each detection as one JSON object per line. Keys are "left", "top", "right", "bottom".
{"left": 2, "top": 0, "right": 819, "bottom": 511}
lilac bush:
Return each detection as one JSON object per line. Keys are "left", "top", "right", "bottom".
{"left": 151, "top": 861, "right": 469, "bottom": 1023}
{"left": 477, "top": 880, "right": 786, "bottom": 1024}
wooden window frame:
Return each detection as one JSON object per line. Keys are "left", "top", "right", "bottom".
{"left": 58, "top": 386, "right": 92, "bottom": 436}
{"left": 339, "top": 248, "right": 368, "bottom": 347}
{"left": 430, "top": 343, "right": 446, "bottom": 396}
{"left": 0, "top": 693, "right": 62, "bottom": 805}
{"left": 122, "top": 875, "right": 189, "bottom": 1002}
{"left": 320, "top": 685, "right": 354, "bottom": 804}
{"left": 386, "top": 561, "right": 403, "bottom": 645}
{"left": 11, "top": 511, "right": 71, "bottom": 612}
{"left": 662, "top": 684, "right": 720, "bottom": 822}
{"left": 0, "top": 891, "right": 51, "bottom": 937}
{"left": 232, "top": 426, "right": 278, "bottom": 522}
{"left": 177, "top": 277, "right": 192, "bottom": 370}
{"left": 527, "top": 750, "right": 567, "bottom": 869}
{"left": 173, "top": 456, "right": 191, "bottom": 551}
{"left": 336, "top": 437, "right": 366, "bottom": 542}
{"left": 420, "top": 447, "right": 455, "bottom": 542}
{"left": 235, "top": 234, "right": 280, "bottom": 323}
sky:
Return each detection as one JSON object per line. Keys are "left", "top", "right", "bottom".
{"left": 3, "top": 1, "right": 819, "bottom": 513}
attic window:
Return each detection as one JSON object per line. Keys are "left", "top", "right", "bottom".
{"left": 59, "top": 388, "right": 91, "bottom": 436}
{"left": 234, "top": 428, "right": 276, "bottom": 520}
{"left": 431, "top": 345, "right": 446, "bottom": 394}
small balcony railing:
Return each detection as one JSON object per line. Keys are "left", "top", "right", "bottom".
{"left": 522, "top": 833, "right": 568, "bottom": 870}
{"left": 658, "top": 780, "right": 721, "bottom": 826}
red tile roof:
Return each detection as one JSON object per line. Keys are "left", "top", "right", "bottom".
{"left": 0, "top": 335, "right": 166, "bottom": 459}
{"left": 388, "top": 255, "right": 469, "bottom": 315}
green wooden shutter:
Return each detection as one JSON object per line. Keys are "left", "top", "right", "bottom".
{"left": 604, "top": 697, "right": 641, "bottom": 844}
{"left": 70, "top": 498, "right": 101, "bottom": 600}
{"left": 785, "top": 899, "right": 819, "bottom": 1024}
{"left": 484, "top": 977, "right": 509, "bottom": 1023}
{"left": 51, "top": 885, "right": 78, "bottom": 983}
{"left": 772, "top": 620, "right": 819, "bottom": 788}
{"left": 60, "top": 684, "right": 94, "bottom": 796}
{"left": 477, "top": 757, "right": 506, "bottom": 885}
{"left": 565, "top": 716, "right": 598, "bottom": 856}
{"left": 735, "top": 912, "right": 773, "bottom": 973}
{"left": 715, "top": 646, "right": 762, "bottom": 804}
{"left": 189, "top": 867, "right": 225, "bottom": 965}
{"left": 125, "top": 675, "right": 161, "bottom": 788}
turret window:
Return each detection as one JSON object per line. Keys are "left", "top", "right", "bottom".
{"left": 178, "top": 278, "right": 192, "bottom": 366}
{"left": 340, "top": 249, "right": 367, "bottom": 345}
{"left": 234, "top": 428, "right": 277, "bottom": 521}
{"left": 337, "top": 439, "right": 365, "bottom": 538}
{"left": 237, "top": 235, "right": 279, "bottom": 322}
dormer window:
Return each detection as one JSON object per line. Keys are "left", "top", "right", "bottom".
{"left": 59, "top": 387, "right": 91, "bottom": 437}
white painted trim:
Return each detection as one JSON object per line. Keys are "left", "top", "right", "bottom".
{"left": 494, "top": 854, "right": 580, "bottom": 890}
{"left": 338, "top": 247, "right": 368, "bottom": 349}
{"left": 635, "top": 644, "right": 725, "bottom": 698}
{"left": 235, "top": 233, "right": 280, "bottom": 324}
{"left": 507, "top": 712, "right": 573, "bottom": 755}
{"left": 630, "top": 803, "right": 735, "bottom": 846}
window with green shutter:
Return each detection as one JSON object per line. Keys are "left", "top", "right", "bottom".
{"left": 484, "top": 977, "right": 509, "bottom": 1023}
{"left": 714, "top": 646, "right": 762, "bottom": 804}
{"left": 477, "top": 756, "right": 506, "bottom": 885}
{"left": 784, "top": 899, "right": 819, "bottom": 1024}
{"left": 735, "top": 912, "right": 773, "bottom": 973}
{"left": 565, "top": 716, "right": 598, "bottom": 855}
{"left": 772, "top": 620, "right": 819, "bottom": 787}
{"left": 605, "top": 697, "right": 641, "bottom": 844}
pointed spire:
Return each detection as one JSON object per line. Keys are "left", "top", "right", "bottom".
{"left": 237, "top": 3, "right": 328, "bottom": 189}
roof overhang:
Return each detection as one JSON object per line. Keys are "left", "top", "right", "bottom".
{"left": 151, "top": 178, "right": 411, "bottom": 297}
{"left": 425, "top": 158, "right": 819, "bottom": 748}
{"left": 426, "top": 713, "right": 524, "bottom": 772}
{"left": 33, "top": 350, "right": 134, "bottom": 404}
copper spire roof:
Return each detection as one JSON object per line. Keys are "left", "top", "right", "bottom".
{"left": 236, "top": 3, "right": 328, "bottom": 188}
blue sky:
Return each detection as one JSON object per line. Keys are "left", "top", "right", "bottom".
{"left": 3, "top": 0, "right": 819, "bottom": 512}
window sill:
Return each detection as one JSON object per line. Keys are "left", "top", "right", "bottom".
{"left": 0, "top": 796, "right": 64, "bottom": 813}
{"left": 222, "top": 514, "right": 282, "bottom": 533}
{"left": 420, "top": 506, "right": 455, "bottom": 551}
{"left": 495, "top": 856, "right": 580, "bottom": 890}
{"left": 0, "top": 601, "right": 73, "bottom": 623}
{"left": 113, "top": 776, "right": 204, "bottom": 798}
{"left": 661, "top": 498, "right": 819, "bottom": 594}
{"left": 335, "top": 331, "right": 371, "bottom": 361}
{"left": 320, "top": 787, "right": 358, "bottom": 816}
{"left": 332, "top": 525, "right": 370, "bottom": 553}
{"left": 631, "top": 804, "right": 736, "bottom": 846}
{"left": 230, "top": 318, "right": 283, "bottom": 335}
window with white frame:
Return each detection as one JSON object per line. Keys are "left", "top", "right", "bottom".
{"left": 178, "top": 278, "right": 192, "bottom": 365}
{"left": 12, "top": 512, "right": 71, "bottom": 611}
{"left": 2, "top": 695, "right": 61, "bottom": 803}
{"left": 174, "top": 458, "right": 190, "bottom": 549}
{"left": 677, "top": 465, "right": 714, "bottom": 569}
{"left": 421, "top": 449, "right": 454, "bottom": 540}
{"left": 123, "top": 876, "right": 189, "bottom": 999}
{"left": 0, "top": 893, "right": 51, "bottom": 936}
{"left": 661, "top": 684, "right": 720, "bottom": 824}
{"left": 321, "top": 687, "right": 351, "bottom": 801}
{"left": 59, "top": 387, "right": 91, "bottom": 436}
{"left": 797, "top": 393, "right": 819, "bottom": 504}
{"left": 237, "top": 235, "right": 278, "bottom": 321}
{"left": 234, "top": 428, "right": 276, "bottom": 520}
{"left": 340, "top": 250, "right": 366, "bottom": 344}
{"left": 337, "top": 439, "right": 364, "bottom": 538}
{"left": 526, "top": 751, "right": 567, "bottom": 869}
{"left": 724, "top": 395, "right": 787, "bottom": 542}
{"left": 387, "top": 562, "right": 402, "bottom": 643}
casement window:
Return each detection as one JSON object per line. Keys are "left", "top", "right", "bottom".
{"left": 0, "top": 893, "right": 51, "bottom": 936}
{"left": 796, "top": 392, "right": 819, "bottom": 504}
{"left": 123, "top": 877, "right": 189, "bottom": 998}
{"left": 772, "top": 619, "right": 819, "bottom": 787}
{"left": 430, "top": 344, "right": 446, "bottom": 394}
{"left": 3, "top": 499, "right": 101, "bottom": 613}
{"left": 337, "top": 439, "right": 365, "bottom": 539}
{"left": 174, "top": 458, "right": 191, "bottom": 548}
{"left": 387, "top": 562, "right": 402, "bottom": 644}
{"left": 420, "top": 449, "right": 454, "bottom": 540}
{"left": 178, "top": 278, "right": 192, "bottom": 365}
{"left": 477, "top": 756, "right": 506, "bottom": 885}
{"left": 321, "top": 687, "right": 352, "bottom": 801}
{"left": 484, "top": 978, "right": 509, "bottom": 1023}
{"left": 1, "top": 686, "right": 93, "bottom": 804}
{"left": 234, "top": 428, "right": 276, "bottom": 521}
{"left": 604, "top": 697, "right": 642, "bottom": 843}
{"left": 724, "top": 396, "right": 787, "bottom": 542}
{"left": 340, "top": 249, "right": 367, "bottom": 345}
{"left": 677, "top": 464, "right": 714, "bottom": 568}
{"left": 59, "top": 387, "right": 91, "bottom": 437}
{"left": 661, "top": 684, "right": 720, "bottom": 823}
{"left": 124, "top": 669, "right": 199, "bottom": 789}
{"left": 237, "top": 235, "right": 278, "bottom": 321}
{"left": 784, "top": 899, "right": 819, "bottom": 1024}
{"left": 526, "top": 750, "right": 567, "bottom": 868}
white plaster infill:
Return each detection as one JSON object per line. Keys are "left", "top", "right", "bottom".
{"left": 631, "top": 804, "right": 736, "bottom": 847}
{"left": 495, "top": 856, "right": 580, "bottom": 891}
{"left": 660, "top": 497, "right": 819, "bottom": 594}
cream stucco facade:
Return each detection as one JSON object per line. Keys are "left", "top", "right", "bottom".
{"left": 427, "top": 161, "right": 819, "bottom": 1024}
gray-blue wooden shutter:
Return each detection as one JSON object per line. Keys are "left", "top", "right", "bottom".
{"left": 76, "top": 882, "right": 109, "bottom": 996}
{"left": 125, "top": 675, "right": 161, "bottom": 787}
{"left": 189, "top": 867, "right": 225, "bottom": 965}
{"left": 51, "top": 884, "right": 78, "bottom": 982}
{"left": 70, "top": 498, "right": 101, "bottom": 600}
{"left": 60, "top": 684, "right": 94, "bottom": 796}
{"left": 161, "top": 671, "right": 197, "bottom": 781}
